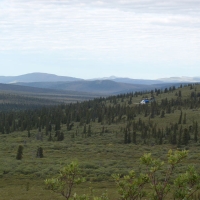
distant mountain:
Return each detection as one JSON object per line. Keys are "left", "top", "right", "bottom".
{"left": 2, "top": 72, "right": 200, "bottom": 96}
{"left": 111, "top": 78, "right": 164, "bottom": 85}
{"left": 13, "top": 80, "right": 160, "bottom": 94}
{"left": 157, "top": 76, "right": 200, "bottom": 83}
{"left": 0, "top": 72, "right": 82, "bottom": 83}
{"left": 92, "top": 76, "right": 200, "bottom": 85}
{"left": 1, "top": 73, "right": 200, "bottom": 85}
{"left": 92, "top": 76, "right": 200, "bottom": 84}
{"left": 90, "top": 76, "right": 164, "bottom": 85}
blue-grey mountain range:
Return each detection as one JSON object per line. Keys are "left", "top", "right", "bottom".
{"left": 0, "top": 72, "right": 200, "bottom": 95}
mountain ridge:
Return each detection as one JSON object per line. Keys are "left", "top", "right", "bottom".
{"left": 0, "top": 72, "right": 83, "bottom": 83}
{"left": 1, "top": 72, "right": 200, "bottom": 96}
{"left": 12, "top": 80, "right": 149, "bottom": 94}
{"left": 1, "top": 72, "right": 200, "bottom": 84}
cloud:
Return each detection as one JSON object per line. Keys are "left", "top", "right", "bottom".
{"left": 0, "top": 0, "right": 200, "bottom": 64}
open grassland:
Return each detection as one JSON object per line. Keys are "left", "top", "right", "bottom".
{"left": 1, "top": 83, "right": 200, "bottom": 199}
{"left": 1, "top": 124, "right": 200, "bottom": 199}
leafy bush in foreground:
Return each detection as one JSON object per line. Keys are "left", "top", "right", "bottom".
{"left": 45, "top": 150, "right": 200, "bottom": 200}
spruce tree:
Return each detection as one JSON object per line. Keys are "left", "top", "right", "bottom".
{"left": 177, "top": 126, "right": 182, "bottom": 147}
{"left": 27, "top": 130, "right": 30, "bottom": 138}
{"left": 16, "top": 145, "right": 23, "bottom": 160}
{"left": 160, "top": 110, "right": 165, "bottom": 118}
{"left": 124, "top": 129, "right": 128, "bottom": 144}
{"left": 194, "top": 121, "right": 198, "bottom": 142}
{"left": 183, "top": 113, "right": 186, "bottom": 124}
{"left": 36, "top": 147, "right": 44, "bottom": 158}
{"left": 83, "top": 124, "right": 86, "bottom": 137}
{"left": 182, "top": 128, "right": 189, "bottom": 145}
{"left": 178, "top": 111, "right": 182, "bottom": 124}
{"left": 132, "top": 131, "right": 136, "bottom": 144}
{"left": 48, "top": 132, "right": 52, "bottom": 141}
{"left": 87, "top": 125, "right": 92, "bottom": 137}
{"left": 127, "top": 131, "right": 131, "bottom": 144}
{"left": 172, "top": 130, "right": 177, "bottom": 145}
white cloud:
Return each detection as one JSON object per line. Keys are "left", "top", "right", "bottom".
{"left": 0, "top": 0, "right": 200, "bottom": 78}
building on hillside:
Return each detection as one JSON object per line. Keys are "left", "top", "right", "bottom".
{"left": 140, "top": 99, "right": 149, "bottom": 104}
{"left": 140, "top": 97, "right": 155, "bottom": 104}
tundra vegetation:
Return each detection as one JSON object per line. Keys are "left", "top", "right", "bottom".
{"left": 45, "top": 150, "right": 200, "bottom": 200}
{"left": 1, "top": 83, "right": 200, "bottom": 199}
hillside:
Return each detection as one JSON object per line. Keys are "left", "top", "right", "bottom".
{"left": 12, "top": 80, "right": 187, "bottom": 95}
{"left": 0, "top": 83, "right": 102, "bottom": 111}
{"left": 1, "top": 82, "right": 200, "bottom": 199}
{"left": 12, "top": 80, "right": 154, "bottom": 94}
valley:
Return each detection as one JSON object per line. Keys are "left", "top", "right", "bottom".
{"left": 1, "top": 81, "right": 200, "bottom": 199}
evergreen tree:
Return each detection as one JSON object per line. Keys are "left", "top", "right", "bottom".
{"left": 36, "top": 147, "right": 44, "bottom": 158}
{"left": 27, "top": 130, "right": 30, "bottom": 138}
{"left": 132, "top": 131, "right": 136, "bottom": 144}
{"left": 182, "top": 128, "right": 190, "bottom": 145}
{"left": 87, "top": 124, "right": 92, "bottom": 137}
{"left": 83, "top": 124, "right": 86, "bottom": 137}
{"left": 49, "top": 123, "right": 52, "bottom": 133}
{"left": 172, "top": 129, "right": 177, "bottom": 145}
{"left": 5, "top": 121, "right": 10, "bottom": 134}
{"left": 178, "top": 111, "right": 182, "bottom": 124}
{"left": 127, "top": 131, "right": 131, "bottom": 144}
{"left": 177, "top": 126, "right": 182, "bottom": 147}
{"left": 124, "top": 129, "right": 128, "bottom": 144}
{"left": 160, "top": 110, "right": 165, "bottom": 118}
{"left": 194, "top": 121, "right": 198, "bottom": 142}
{"left": 55, "top": 131, "right": 64, "bottom": 141}
{"left": 45, "top": 122, "right": 49, "bottom": 135}
{"left": 183, "top": 113, "right": 186, "bottom": 124}
{"left": 178, "top": 90, "right": 182, "bottom": 97}
{"left": 16, "top": 145, "right": 23, "bottom": 160}
{"left": 101, "top": 126, "right": 105, "bottom": 135}
{"left": 48, "top": 132, "right": 52, "bottom": 141}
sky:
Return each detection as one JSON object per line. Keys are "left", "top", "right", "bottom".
{"left": 0, "top": 0, "right": 200, "bottom": 79}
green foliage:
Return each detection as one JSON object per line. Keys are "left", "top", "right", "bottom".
{"left": 44, "top": 150, "right": 198, "bottom": 200}
{"left": 174, "top": 166, "right": 200, "bottom": 199}
{"left": 113, "top": 171, "right": 149, "bottom": 199}
{"left": 45, "top": 161, "right": 85, "bottom": 199}
{"left": 141, "top": 150, "right": 188, "bottom": 200}
{"left": 113, "top": 150, "right": 200, "bottom": 200}
{"left": 72, "top": 189, "right": 109, "bottom": 200}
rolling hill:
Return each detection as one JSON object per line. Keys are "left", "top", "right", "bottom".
{"left": 12, "top": 80, "right": 160, "bottom": 94}
{"left": 1, "top": 72, "right": 200, "bottom": 96}
{"left": 0, "top": 72, "right": 82, "bottom": 83}
{"left": 12, "top": 80, "right": 189, "bottom": 95}
{"left": 0, "top": 83, "right": 101, "bottom": 108}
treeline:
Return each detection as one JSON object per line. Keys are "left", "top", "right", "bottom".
{"left": 0, "top": 83, "right": 200, "bottom": 145}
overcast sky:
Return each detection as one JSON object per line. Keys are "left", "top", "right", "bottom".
{"left": 0, "top": 0, "right": 200, "bottom": 79}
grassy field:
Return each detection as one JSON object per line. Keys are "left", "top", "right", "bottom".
{"left": 1, "top": 83, "right": 200, "bottom": 199}
{"left": 1, "top": 125, "right": 200, "bottom": 199}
